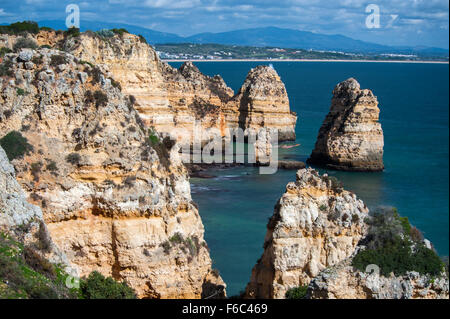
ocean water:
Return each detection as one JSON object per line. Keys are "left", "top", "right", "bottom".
{"left": 170, "top": 61, "right": 449, "bottom": 296}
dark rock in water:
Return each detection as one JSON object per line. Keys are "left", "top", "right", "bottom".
{"left": 190, "top": 172, "right": 217, "bottom": 179}
{"left": 278, "top": 160, "right": 306, "bottom": 170}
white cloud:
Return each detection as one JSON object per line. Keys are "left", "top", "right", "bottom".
{"left": 143, "top": 0, "right": 201, "bottom": 9}
{"left": 0, "top": 8, "right": 9, "bottom": 16}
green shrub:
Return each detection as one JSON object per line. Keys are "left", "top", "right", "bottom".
{"left": 138, "top": 35, "right": 147, "bottom": 44}
{"left": 321, "top": 175, "right": 343, "bottom": 193}
{"left": 13, "top": 37, "right": 38, "bottom": 52}
{"left": 65, "top": 27, "right": 80, "bottom": 38}
{"left": 0, "top": 232, "right": 78, "bottom": 299}
{"left": 16, "top": 88, "right": 27, "bottom": 96}
{"left": 30, "top": 161, "right": 43, "bottom": 181}
{"left": 148, "top": 129, "right": 160, "bottom": 145}
{"left": 285, "top": 286, "right": 308, "bottom": 299}
{"left": 79, "top": 60, "right": 94, "bottom": 68}
{"left": 50, "top": 54, "right": 66, "bottom": 67}
{"left": 79, "top": 271, "right": 136, "bottom": 299}
{"left": 123, "top": 175, "right": 136, "bottom": 187}
{"left": 93, "top": 90, "right": 108, "bottom": 107}
{"left": 169, "top": 232, "right": 184, "bottom": 245}
{"left": 0, "top": 47, "right": 12, "bottom": 57}
{"left": 352, "top": 237, "right": 444, "bottom": 277}
{"left": 352, "top": 208, "right": 445, "bottom": 277}
{"left": 0, "top": 21, "right": 39, "bottom": 35}
{"left": 88, "top": 67, "right": 103, "bottom": 84}
{"left": 0, "top": 131, "right": 34, "bottom": 161}
{"left": 46, "top": 160, "right": 58, "bottom": 173}
{"left": 0, "top": 59, "right": 14, "bottom": 77}
{"left": 110, "top": 78, "right": 122, "bottom": 90}
{"left": 111, "top": 28, "right": 129, "bottom": 36}
{"left": 128, "top": 95, "right": 136, "bottom": 106}
{"left": 95, "top": 29, "right": 114, "bottom": 38}
{"left": 39, "top": 44, "right": 52, "bottom": 49}
{"left": 66, "top": 153, "right": 81, "bottom": 165}
{"left": 32, "top": 55, "right": 43, "bottom": 65}
{"left": 39, "top": 26, "right": 53, "bottom": 32}
{"left": 160, "top": 241, "right": 171, "bottom": 254}
{"left": 145, "top": 128, "right": 172, "bottom": 169}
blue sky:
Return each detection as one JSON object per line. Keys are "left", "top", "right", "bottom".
{"left": 0, "top": 0, "right": 448, "bottom": 48}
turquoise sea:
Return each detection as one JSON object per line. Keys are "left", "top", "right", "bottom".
{"left": 170, "top": 62, "right": 449, "bottom": 296}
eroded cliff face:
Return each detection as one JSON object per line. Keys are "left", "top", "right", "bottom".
{"left": 245, "top": 168, "right": 368, "bottom": 299}
{"left": 0, "top": 146, "right": 70, "bottom": 270}
{"left": 308, "top": 78, "right": 384, "bottom": 171}
{"left": 58, "top": 32, "right": 296, "bottom": 146}
{"left": 307, "top": 258, "right": 449, "bottom": 299}
{"left": 0, "top": 48, "right": 224, "bottom": 298}
{"left": 229, "top": 65, "right": 297, "bottom": 141}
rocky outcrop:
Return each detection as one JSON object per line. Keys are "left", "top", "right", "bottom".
{"left": 228, "top": 65, "right": 297, "bottom": 141}
{"left": 308, "top": 78, "right": 383, "bottom": 171}
{"left": 0, "top": 146, "right": 71, "bottom": 272}
{"left": 58, "top": 32, "right": 296, "bottom": 147}
{"left": 245, "top": 168, "right": 369, "bottom": 299}
{"left": 0, "top": 48, "right": 224, "bottom": 298}
{"left": 307, "top": 258, "right": 449, "bottom": 299}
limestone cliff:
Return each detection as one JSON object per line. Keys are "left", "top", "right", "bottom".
{"left": 308, "top": 78, "right": 384, "bottom": 171}
{"left": 56, "top": 31, "right": 296, "bottom": 146}
{"left": 245, "top": 167, "right": 448, "bottom": 299}
{"left": 0, "top": 48, "right": 224, "bottom": 298}
{"left": 307, "top": 258, "right": 449, "bottom": 299}
{"left": 245, "top": 168, "right": 368, "bottom": 298}
{"left": 0, "top": 146, "right": 70, "bottom": 270}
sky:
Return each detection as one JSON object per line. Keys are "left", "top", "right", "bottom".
{"left": 0, "top": 0, "right": 448, "bottom": 48}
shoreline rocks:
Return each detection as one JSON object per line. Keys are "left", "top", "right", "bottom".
{"left": 245, "top": 168, "right": 369, "bottom": 299}
{"left": 307, "top": 258, "right": 449, "bottom": 299}
{"left": 307, "top": 78, "right": 384, "bottom": 172}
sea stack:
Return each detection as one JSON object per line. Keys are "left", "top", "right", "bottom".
{"left": 307, "top": 78, "right": 384, "bottom": 171}
{"left": 245, "top": 168, "right": 369, "bottom": 299}
{"left": 230, "top": 65, "right": 297, "bottom": 141}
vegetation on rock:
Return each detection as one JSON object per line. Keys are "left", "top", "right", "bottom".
{"left": 285, "top": 286, "right": 308, "bottom": 299}
{"left": 13, "top": 38, "right": 38, "bottom": 52}
{"left": 352, "top": 208, "right": 445, "bottom": 277}
{"left": 0, "top": 233, "right": 137, "bottom": 299}
{"left": 0, "top": 21, "right": 40, "bottom": 35}
{"left": 0, "top": 131, "right": 34, "bottom": 161}
{"left": 79, "top": 271, "right": 136, "bottom": 299}
{"left": 0, "top": 233, "right": 78, "bottom": 299}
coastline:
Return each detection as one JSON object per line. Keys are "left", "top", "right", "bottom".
{"left": 163, "top": 58, "right": 449, "bottom": 64}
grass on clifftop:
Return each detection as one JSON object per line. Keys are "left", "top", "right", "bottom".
{"left": 0, "top": 233, "right": 79, "bottom": 299}
{"left": 0, "top": 233, "right": 137, "bottom": 299}
{"left": 352, "top": 207, "right": 446, "bottom": 277}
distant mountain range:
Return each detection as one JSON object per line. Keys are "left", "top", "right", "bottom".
{"left": 36, "top": 20, "right": 449, "bottom": 56}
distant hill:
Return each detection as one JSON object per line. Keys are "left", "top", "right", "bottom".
{"left": 185, "top": 26, "right": 392, "bottom": 53}
{"left": 37, "top": 20, "right": 184, "bottom": 44}
{"left": 35, "top": 21, "right": 448, "bottom": 56}
{"left": 184, "top": 27, "right": 448, "bottom": 56}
